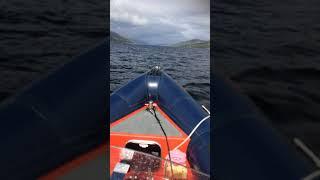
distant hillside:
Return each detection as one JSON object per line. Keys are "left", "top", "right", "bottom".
{"left": 133, "top": 39, "right": 148, "bottom": 45}
{"left": 110, "top": 31, "right": 133, "bottom": 44}
{"left": 172, "top": 39, "right": 210, "bottom": 48}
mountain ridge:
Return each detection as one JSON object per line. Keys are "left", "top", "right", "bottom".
{"left": 110, "top": 31, "right": 133, "bottom": 44}
{"left": 171, "top": 39, "right": 210, "bottom": 48}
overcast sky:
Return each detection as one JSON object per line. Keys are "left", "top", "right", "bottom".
{"left": 110, "top": 0, "right": 210, "bottom": 45}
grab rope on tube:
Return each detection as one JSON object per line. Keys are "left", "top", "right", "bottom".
{"left": 173, "top": 105, "right": 210, "bottom": 151}
{"left": 294, "top": 138, "right": 320, "bottom": 180}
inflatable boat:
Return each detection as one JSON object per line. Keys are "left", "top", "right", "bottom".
{"left": 110, "top": 67, "right": 211, "bottom": 179}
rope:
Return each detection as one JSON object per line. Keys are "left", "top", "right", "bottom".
{"left": 173, "top": 105, "right": 210, "bottom": 151}
{"left": 294, "top": 138, "right": 320, "bottom": 180}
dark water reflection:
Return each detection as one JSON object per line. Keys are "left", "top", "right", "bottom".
{"left": 0, "top": 0, "right": 105, "bottom": 102}
{"left": 213, "top": 0, "right": 320, "bottom": 154}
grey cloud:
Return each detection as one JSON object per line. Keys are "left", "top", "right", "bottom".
{"left": 111, "top": 0, "right": 210, "bottom": 45}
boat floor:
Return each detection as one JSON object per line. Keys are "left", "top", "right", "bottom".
{"left": 111, "top": 107, "right": 183, "bottom": 137}
{"left": 39, "top": 145, "right": 106, "bottom": 180}
{"left": 56, "top": 154, "right": 106, "bottom": 180}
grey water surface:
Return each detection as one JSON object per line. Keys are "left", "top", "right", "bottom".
{"left": 110, "top": 43, "right": 210, "bottom": 109}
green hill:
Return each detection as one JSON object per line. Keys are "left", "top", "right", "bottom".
{"left": 110, "top": 31, "right": 133, "bottom": 44}
{"left": 172, "top": 39, "right": 210, "bottom": 48}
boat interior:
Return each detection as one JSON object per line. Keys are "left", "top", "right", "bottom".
{"left": 109, "top": 103, "right": 207, "bottom": 179}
